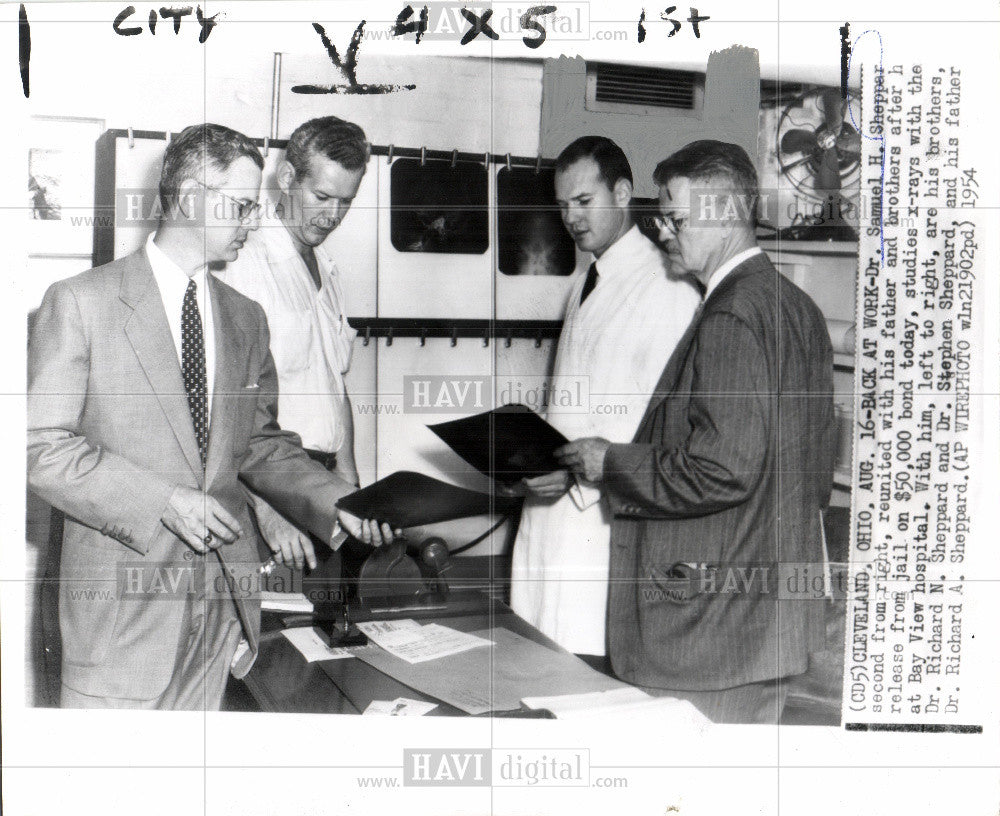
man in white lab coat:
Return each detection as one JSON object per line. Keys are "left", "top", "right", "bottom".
{"left": 509, "top": 136, "right": 701, "bottom": 667}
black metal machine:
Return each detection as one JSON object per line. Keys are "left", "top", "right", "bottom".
{"left": 320, "top": 536, "right": 497, "bottom": 647}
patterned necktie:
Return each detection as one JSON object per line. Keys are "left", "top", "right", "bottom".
{"left": 181, "top": 278, "right": 208, "bottom": 469}
{"left": 579, "top": 262, "right": 599, "bottom": 305}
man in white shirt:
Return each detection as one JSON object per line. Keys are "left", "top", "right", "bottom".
{"left": 27, "top": 123, "right": 393, "bottom": 709}
{"left": 509, "top": 136, "right": 701, "bottom": 668}
{"left": 216, "top": 116, "right": 368, "bottom": 578}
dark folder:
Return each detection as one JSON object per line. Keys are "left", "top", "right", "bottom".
{"left": 335, "top": 470, "right": 519, "bottom": 529}
{"left": 427, "top": 404, "right": 569, "bottom": 485}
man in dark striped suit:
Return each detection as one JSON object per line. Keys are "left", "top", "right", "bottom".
{"left": 556, "top": 140, "right": 836, "bottom": 724}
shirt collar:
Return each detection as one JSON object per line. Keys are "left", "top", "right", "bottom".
{"left": 145, "top": 232, "right": 206, "bottom": 289}
{"left": 590, "top": 224, "right": 646, "bottom": 279}
{"left": 260, "top": 211, "right": 334, "bottom": 269}
{"left": 260, "top": 213, "right": 302, "bottom": 261}
{"left": 703, "top": 246, "right": 764, "bottom": 300}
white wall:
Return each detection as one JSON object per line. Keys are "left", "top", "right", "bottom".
{"left": 27, "top": 45, "right": 543, "bottom": 155}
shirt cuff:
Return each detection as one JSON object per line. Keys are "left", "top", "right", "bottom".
{"left": 601, "top": 443, "right": 634, "bottom": 514}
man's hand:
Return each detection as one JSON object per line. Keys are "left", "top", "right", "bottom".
{"left": 496, "top": 470, "right": 572, "bottom": 499}
{"left": 161, "top": 485, "right": 242, "bottom": 553}
{"left": 554, "top": 438, "right": 612, "bottom": 483}
{"left": 521, "top": 469, "right": 572, "bottom": 498}
{"left": 495, "top": 480, "right": 527, "bottom": 498}
{"left": 336, "top": 509, "right": 401, "bottom": 548}
{"left": 254, "top": 498, "right": 316, "bottom": 570}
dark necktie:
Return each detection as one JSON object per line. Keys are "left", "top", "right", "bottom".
{"left": 579, "top": 262, "right": 599, "bottom": 305}
{"left": 181, "top": 278, "right": 208, "bottom": 469}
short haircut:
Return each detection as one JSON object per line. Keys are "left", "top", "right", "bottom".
{"left": 554, "top": 135, "right": 633, "bottom": 190}
{"left": 285, "top": 116, "right": 370, "bottom": 179}
{"left": 159, "top": 123, "right": 263, "bottom": 210}
{"left": 653, "top": 140, "right": 759, "bottom": 227}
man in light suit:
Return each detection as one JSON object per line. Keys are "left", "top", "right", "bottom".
{"left": 27, "top": 123, "right": 392, "bottom": 710}
{"left": 557, "top": 140, "right": 835, "bottom": 723}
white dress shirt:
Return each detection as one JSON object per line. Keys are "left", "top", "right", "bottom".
{"left": 146, "top": 233, "right": 216, "bottom": 416}
{"left": 510, "top": 225, "right": 702, "bottom": 655}
{"left": 215, "top": 220, "right": 355, "bottom": 453}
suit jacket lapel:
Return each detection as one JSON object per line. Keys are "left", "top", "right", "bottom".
{"left": 206, "top": 278, "right": 260, "bottom": 664}
{"left": 120, "top": 250, "right": 204, "bottom": 481}
{"left": 205, "top": 275, "right": 249, "bottom": 489}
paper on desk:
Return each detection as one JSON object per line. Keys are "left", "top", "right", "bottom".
{"left": 355, "top": 618, "right": 422, "bottom": 637}
{"left": 521, "top": 687, "right": 710, "bottom": 726}
{"left": 260, "top": 591, "right": 314, "bottom": 613}
{"left": 355, "top": 627, "right": 627, "bottom": 715}
{"left": 521, "top": 686, "right": 653, "bottom": 714}
{"left": 356, "top": 620, "right": 493, "bottom": 664}
{"left": 281, "top": 627, "right": 356, "bottom": 662}
{"left": 363, "top": 697, "right": 438, "bottom": 716}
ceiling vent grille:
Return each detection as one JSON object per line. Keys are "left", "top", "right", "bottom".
{"left": 587, "top": 62, "right": 704, "bottom": 113}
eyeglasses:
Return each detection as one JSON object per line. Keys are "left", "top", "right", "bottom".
{"left": 654, "top": 211, "right": 688, "bottom": 234}
{"left": 192, "top": 180, "right": 261, "bottom": 222}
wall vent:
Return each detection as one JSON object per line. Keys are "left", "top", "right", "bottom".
{"left": 586, "top": 62, "right": 704, "bottom": 114}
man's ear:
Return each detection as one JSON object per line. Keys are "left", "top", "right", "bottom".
{"left": 613, "top": 177, "right": 633, "bottom": 208}
{"left": 276, "top": 160, "right": 296, "bottom": 194}
{"left": 175, "top": 178, "right": 201, "bottom": 220}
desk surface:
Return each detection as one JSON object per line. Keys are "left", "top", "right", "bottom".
{"left": 240, "top": 555, "right": 573, "bottom": 716}
{"left": 243, "top": 602, "right": 573, "bottom": 716}
{"left": 239, "top": 554, "right": 845, "bottom": 724}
